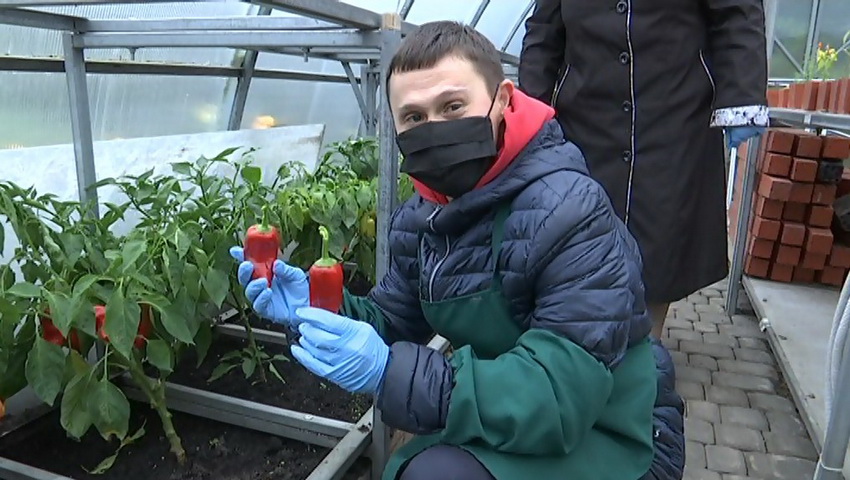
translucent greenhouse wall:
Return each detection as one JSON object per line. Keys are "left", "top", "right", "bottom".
{"left": 0, "top": 0, "right": 847, "bottom": 151}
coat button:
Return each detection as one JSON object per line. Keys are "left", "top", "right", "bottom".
{"left": 619, "top": 52, "right": 630, "bottom": 64}
{"left": 616, "top": 1, "right": 627, "bottom": 13}
{"left": 623, "top": 150, "right": 632, "bottom": 162}
{"left": 622, "top": 100, "right": 632, "bottom": 112}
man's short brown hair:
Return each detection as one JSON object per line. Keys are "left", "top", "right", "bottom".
{"left": 387, "top": 21, "right": 505, "bottom": 96}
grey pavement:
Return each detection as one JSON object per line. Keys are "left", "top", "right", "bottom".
{"left": 668, "top": 279, "right": 820, "bottom": 480}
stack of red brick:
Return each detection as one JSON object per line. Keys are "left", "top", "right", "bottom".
{"left": 733, "top": 129, "right": 850, "bottom": 286}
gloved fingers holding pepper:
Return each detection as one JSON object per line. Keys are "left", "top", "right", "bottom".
{"left": 290, "top": 306, "right": 389, "bottom": 395}
{"left": 725, "top": 125, "right": 765, "bottom": 149}
{"left": 229, "top": 246, "right": 309, "bottom": 327}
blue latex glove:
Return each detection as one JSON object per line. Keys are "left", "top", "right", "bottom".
{"left": 726, "top": 126, "right": 766, "bottom": 149}
{"left": 290, "top": 306, "right": 389, "bottom": 395}
{"left": 229, "top": 246, "right": 309, "bottom": 327}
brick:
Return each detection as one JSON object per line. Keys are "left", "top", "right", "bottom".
{"left": 769, "top": 263, "right": 794, "bottom": 282}
{"left": 765, "top": 130, "right": 795, "bottom": 154}
{"left": 774, "top": 245, "right": 801, "bottom": 266}
{"left": 669, "top": 328, "right": 704, "bottom": 343}
{"left": 763, "top": 432, "right": 818, "bottom": 460}
{"left": 679, "top": 339, "right": 735, "bottom": 359}
{"left": 737, "top": 336, "right": 769, "bottom": 351}
{"left": 705, "top": 385, "right": 750, "bottom": 407}
{"left": 829, "top": 80, "right": 842, "bottom": 112}
{"left": 782, "top": 202, "right": 808, "bottom": 222}
{"left": 706, "top": 445, "right": 747, "bottom": 474}
{"left": 788, "top": 181, "right": 814, "bottom": 203}
{"left": 747, "top": 393, "right": 796, "bottom": 413}
{"left": 665, "top": 317, "right": 694, "bottom": 330}
{"left": 780, "top": 222, "right": 806, "bottom": 246}
{"left": 714, "top": 423, "right": 766, "bottom": 452}
{"left": 713, "top": 371, "right": 775, "bottom": 393}
{"left": 685, "top": 417, "right": 715, "bottom": 443}
{"left": 766, "top": 411, "right": 808, "bottom": 436}
{"left": 747, "top": 237, "right": 773, "bottom": 259}
{"left": 684, "top": 469, "right": 721, "bottom": 480}
{"left": 686, "top": 441, "right": 707, "bottom": 469}
{"left": 754, "top": 196, "right": 783, "bottom": 220}
{"left": 702, "top": 332, "right": 738, "bottom": 348}
{"left": 719, "top": 323, "right": 764, "bottom": 338}
{"left": 808, "top": 204, "right": 834, "bottom": 228}
{"left": 717, "top": 359, "right": 779, "bottom": 380}
{"left": 805, "top": 227, "right": 834, "bottom": 254}
{"left": 670, "top": 350, "right": 688, "bottom": 367}
{"left": 678, "top": 381, "right": 706, "bottom": 401}
{"left": 816, "top": 79, "right": 832, "bottom": 111}
{"left": 676, "top": 365, "right": 712, "bottom": 384}
{"left": 811, "top": 183, "right": 837, "bottom": 205}
{"left": 793, "top": 267, "right": 817, "bottom": 283}
{"left": 745, "top": 256, "right": 770, "bottom": 278}
{"left": 801, "top": 251, "right": 828, "bottom": 270}
{"left": 761, "top": 153, "right": 792, "bottom": 176}
{"left": 752, "top": 216, "right": 781, "bottom": 241}
{"left": 839, "top": 78, "right": 850, "bottom": 114}
{"left": 818, "top": 266, "right": 847, "bottom": 287}
{"left": 818, "top": 159, "right": 844, "bottom": 184}
{"left": 735, "top": 347, "right": 776, "bottom": 365}
{"left": 720, "top": 405, "right": 769, "bottom": 432}
{"left": 689, "top": 354, "right": 719, "bottom": 371}
{"left": 745, "top": 452, "right": 816, "bottom": 479}
{"left": 790, "top": 157, "right": 818, "bottom": 182}
{"left": 700, "top": 313, "right": 733, "bottom": 325}
{"left": 757, "top": 174, "right": 793, "bottom": 201}
{"left": 688, "top": 401, "right": 723, "bottom": 424}
{"left": 792, "top": 132, "right": 823, "bottom": 158}
{"left": 822, "top": 135, "right": 850, "bottom": 159}
{"left": 695, "top": 303, "right": 725, "bottom": 314}
{"left": 694, "top": 320, "right": 718, "bottom": 333}
{"left": 829, "top": 243, "right": 850, "bottom": 268}
{"left": 801, "top": 81, "right": 820, "bottom": 111}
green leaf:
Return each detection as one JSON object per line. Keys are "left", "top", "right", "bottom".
{"left": 85, "top": 422, "right": 146, "bottom": 474}
{"left": 120, "top": 239, "right": 147, "bottom": 273}
{"left": 146, "top": 339, "right": 173, "bottom": 374}
{"left": 89, "top": 379, "right": 130, "bottom": 441}
{"left": 24, "top": 336, "right": 67, "bottom": 406}
{"left": 269, "top": 362, "right": 285, "bottom": 384}
{"left": 171, "top": 162, "right": 192, "bottom": 176}
{"left": 104, "top": 287, "right": 140, "bottom": 359}
{"left": 174, "top": 228, "right": 192, "bottom": 259}
{"left": 208, "top": 362, "right": 237, "bottom": 383}
{"left": 240, "top": 165, "right": 262, "bottom": 186}
{"left": 194, "top": 322, "right": 213, "bottom": 368}
{"left": 72, "top": 274, "right": 101, "bottom": 298}
{"left": 0, "top": 265, "right": 14, "bottom": 291}
{"left": 7, "top": 282, "right": 41, "bottom": 298}
{"left": 183, "top": 264, "right": 201, "bottom": 300}
{"left": 59, "top": 232, "right": 85, "bottom": 268}
{"left": 213, "top": 146, "right": 241, "bottom": 161}
{"left": 44, "top": 290, "right": 74, "bottom": 335}
{"left": 61, "top": 371, "right": 95, "bottom": 439}
{"left": 203, "top": 269, "right": 229, "bottom": 308}
{"left": 64, "top": 349, "right": 90, "bottom": 385}
{"left": 160, "top": 301, "right": 196, "bottom": 345}
{"left": 242, "top": 357, "right": 257, "bottom": 378}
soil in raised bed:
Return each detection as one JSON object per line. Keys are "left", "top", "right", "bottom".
{"left": 0, "top": 399, "right": 368, "bottom": 480}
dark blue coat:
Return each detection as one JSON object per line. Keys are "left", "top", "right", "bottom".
{"left": 343, "top": 120, "right": 684, "bottom": 479}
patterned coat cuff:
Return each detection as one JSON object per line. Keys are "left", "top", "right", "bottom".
{"left": 710, "top": 105, "right": 769, "bottom": 128}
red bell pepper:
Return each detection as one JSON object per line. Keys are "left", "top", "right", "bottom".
{"left": 39, "top": 310, "right": 83, "bottom": 352}
{"left": 308, "top": 226, "right": 344, "bottom": 314}
{"left": 244, "top": 205, "right": 281, "bottom": 287}
{"left": 96, "top": 303, "right": 153, "bottom": 349}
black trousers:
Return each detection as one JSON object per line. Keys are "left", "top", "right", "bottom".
{"left": 399, "top": 445, "right": 495, "bottom": 480}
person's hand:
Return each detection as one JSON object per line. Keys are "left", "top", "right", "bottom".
{"left": 290, "top": 306, "right": 389, "bottom": 395}
{"left": 725, "top": 126, "right": 765, "bottom": 149}
{"left": 229, "top": 246, "right": 309, "bottom": 327}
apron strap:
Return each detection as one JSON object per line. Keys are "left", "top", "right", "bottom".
{"left": 490, "top": 202, "right": 512, "bottom": 284}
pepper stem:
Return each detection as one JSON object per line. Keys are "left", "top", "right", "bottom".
{"left": 257, "top": 204, "right": 272, "bottom": 233}
{"left": 314, "top": 226, "right": 338, "bottom": 268}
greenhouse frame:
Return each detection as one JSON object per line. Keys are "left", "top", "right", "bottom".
{"left": 2, "top": 0, "right": 850, "bottom": 479}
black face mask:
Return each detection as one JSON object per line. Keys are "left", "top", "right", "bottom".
{"left": 396, "top": 91, "right": 500, "bottom": 199}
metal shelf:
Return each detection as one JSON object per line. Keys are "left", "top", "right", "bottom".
{"left": 768, "top": 108, "right": 850, "bottom": 132}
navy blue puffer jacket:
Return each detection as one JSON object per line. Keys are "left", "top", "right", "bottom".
{"left": 343, "top": 119, "right": 684, "bottom": 479}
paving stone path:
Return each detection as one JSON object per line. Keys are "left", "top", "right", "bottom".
{"left": 667, "top": 279, "right": 820, "bottom": 480}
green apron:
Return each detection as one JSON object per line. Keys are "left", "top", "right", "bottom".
{"left": 382, "top": 203, "right": 657, "bottom": 480}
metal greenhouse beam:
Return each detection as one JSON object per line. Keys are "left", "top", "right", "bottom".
{"left": 84, "top": 16, "right": 340, "bottom": 32}
{"left": 74, "top": 29, "right": 382, "bottom": 49}
{"left": 227, "top": 6, "right": 272, "bottom": 131}
{"left": 0, "top": 7, "right": 84, "bottom": 30}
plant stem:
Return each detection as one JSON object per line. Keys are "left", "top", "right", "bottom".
{"left": 228, "top": 291, "right": 267, "bottom": 383}
{"left": 127, "top": 359, "right": 186, "bottom": 464}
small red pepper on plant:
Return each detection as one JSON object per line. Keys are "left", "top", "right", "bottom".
{"left": 39, "top": 309, "right": 83, "bottom": 352}
{"left": 244, "top": 205, "right": 281, "bottom": 287}
{"left": 309, "top": 226, "right": 344, "bottom": 314}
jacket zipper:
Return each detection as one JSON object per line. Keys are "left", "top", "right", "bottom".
{"left": 425, "top": 207, "right": 450, "bottom": 302}
{"left": 550, "top": 64, "right": 572, "bottom": 107}
{"left": 698, "top": 50, "right": 716, "bottom": 104}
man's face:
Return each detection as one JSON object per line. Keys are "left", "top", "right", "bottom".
{"left": 389, "top": 56, "right": 511, "bottom": 137}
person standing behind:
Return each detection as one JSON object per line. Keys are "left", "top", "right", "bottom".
{"left": 519, "top": 0, "right": 768, "bottom": 337}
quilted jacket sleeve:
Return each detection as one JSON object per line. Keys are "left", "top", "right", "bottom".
{"left": 341, "top": 203, "right": 433, "bottom": 345}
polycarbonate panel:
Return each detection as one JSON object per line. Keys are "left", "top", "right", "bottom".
{"left": 474, "top": 1, "right": 531, "bottom": 49}
{"left": 241, "top": 79, "right": 361, "bottom": 145}
{"left": 0, "top": 2, "right": 251, "bottom": 65}
{"left": 403, "top": 0, "right": 478, "bottom": 24}
{"left": 816, "top": 0, "right": 850, "bottom": 78}
{"left": 0, "top": 72, "right": 234, "bottom": 150}
{"left": 772, "top": 0, "right": 814, "bottom": 75}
